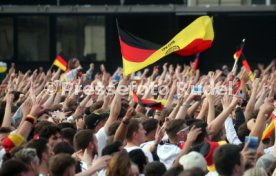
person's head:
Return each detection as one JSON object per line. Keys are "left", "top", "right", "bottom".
{"left": 67, "top": 58, "right": 80, "bottom": 70}
{"left": 213, "top": 144, "right": 244, "bottom": 176}
{"left": 142, "top": 119, "right": 158, "bottom": 141}
{"left": 38, "top": 125, "right": 61, "bottom": 148}
{"left": 163, "top": 165, "right": 183, "bottom": 176}
{"left": 130, "top": 162, "right": 139, "bottom": 176}
{"left": 26, "top": 138, "right": 53, "bottom": 165}
{"left": 84, "top": 112, "right": 109, "bottom": 131}
{"left": 60, "top": 128, "right": 76, "bottom": 145}
{"left": 180, "top": 168, "right": 206, "bottom": 176}
{"left": 256, "top": 154, "right": 276, "bottom": 175}
{"left": 128, "top": 149, "right": 148, "bottom": 174}
{"left": 106, "top": 150, "right": 131, "bottom": 176}
{"left": 73, "top": 129, "right": 98, "bottom": 155}
{"left": 237, "top": 123, "right": 250, "bottom": 142}
{"left": 49, "top": 153, "right": 76, "bottom": 176}
{"left": 144, "top": 161, "right": 167, "bottom": 176}
{"left": 179, "top": 151, "right": 207, "bottom": 173}
{"left": 243, "top": 167, "right": 267, "bottom": 176}
{"left": 126, "top": 119, "right": 146, "bottom": 145}
{"left": 102, "top": 141, "right": 123, "bottom": 156}
{"left": 53, "top": 142, "right": 75, "bottom": 155}
{"left": 14, "top": 148, "right": 40, "bottom": 175}
{"left": 187, "top": 120, "right": 207, "bottom": 144}
{"left": 0, "top": 159, "right": 34, "bottom": 176}
{"left": 165, "top": 119, "right": 187, "bottom": 142}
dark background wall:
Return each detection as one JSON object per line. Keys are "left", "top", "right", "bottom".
{"left": 1, "top": 12, "right": 276, "bottom": 73}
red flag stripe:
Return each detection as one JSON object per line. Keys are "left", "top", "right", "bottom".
{"left": 56, "top": 55, "right": 67, "bottom": 66}
{"left": 119, "top": 37, "right": 157, "bottom": 63}
{"left": 175, "top": 39, "right": 212, "bottom": 56}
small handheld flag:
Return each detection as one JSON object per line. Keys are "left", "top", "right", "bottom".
{"left": 53, "top": 55, "right": 67, "bottom": 71}
{"left": 133, "top": 92, "right": 164, "bottom": 111}
{"left": 233, "top": 39, "right": 246, "bottom": 60}
{"left": 232, "top": 39, "right": 246, "bottom": 73}
{"left": 242, "top": 58, "right": 254, "bottom": 81}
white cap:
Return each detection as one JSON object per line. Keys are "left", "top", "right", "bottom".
{"left": 179, "top": 151, "right": 207, "bottom": 172}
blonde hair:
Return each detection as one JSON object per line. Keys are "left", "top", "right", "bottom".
{"left": 243, "top": 167, "right": 267, "bottom": 176}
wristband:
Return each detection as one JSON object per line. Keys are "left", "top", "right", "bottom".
{"left": 25, "top": 117, "right": 35, "bottom": 125}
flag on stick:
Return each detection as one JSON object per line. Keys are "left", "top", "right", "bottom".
{"left": 233, "top": 39, "right": 246, "bottom": 60}
{"left": 117, "top": 16, "right": 214, "bottom": 76}
{"left": 53, "top": 55, "right": 67, "bottom": 71}
{"left": 133, "top": 92, "right": 165, "bottom": 111}
{"left": 242, "top": 58, "right": 254, "bottom": 81}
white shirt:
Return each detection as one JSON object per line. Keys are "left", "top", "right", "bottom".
{"left": 157, "top": 143, "right": 181, "bottom": 169}
{"left": 224, "top": 117, "right": 242, "bottom": 145}
{"left": 96, "top": 127, "right": 108, "bottom": 156}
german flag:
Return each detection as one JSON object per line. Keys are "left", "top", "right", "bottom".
{"left": 133, "top": 92, "right": 165, "bottom": 111}
{"left": 118, "top": 16, "right": 214, "bottom": 76}
{"left": 262, "top": 110, "right": 276, "bottom": 140}
{"left": 233, "top": 39, "right": 245, "bottom": 60}
{"left": 53, "top": 55, "right": 67, "bottom": 71}
{"left": 242, "top": 58, "right": 254, "bottom": 81}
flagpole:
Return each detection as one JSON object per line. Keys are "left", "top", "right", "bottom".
{"left": 231, "top": 38, "right": 246, "bottom": 75}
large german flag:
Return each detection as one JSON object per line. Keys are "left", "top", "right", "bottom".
{"left": 118, "top": 16, "right": 214, "bottom": 76}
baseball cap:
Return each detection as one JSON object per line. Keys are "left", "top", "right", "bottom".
{"left": 179, "top": 151, "right": 207, "bottom": 172}
{"left": 84, "top": 111, "right": 109, "bottom": 130}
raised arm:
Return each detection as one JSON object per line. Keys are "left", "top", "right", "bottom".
{"left": 244, "top": 78, "right": 259, "bottom": 121}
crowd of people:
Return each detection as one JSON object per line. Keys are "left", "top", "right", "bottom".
{"left": 0, "top": 57, "right": 275, "bottom": 176}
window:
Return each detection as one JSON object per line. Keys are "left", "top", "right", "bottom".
{"left": 0, "top": 18, "right": 13, "bottom": 60}
{"left": 56, "top": 16, "right": 105, "bottom": 62}
{"left": 18, "top": 16, "right": 49, "bottom": 61}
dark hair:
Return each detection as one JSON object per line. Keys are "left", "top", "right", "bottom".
{"left": 165, "top": 119, "right": 186, "bottom": 139}
{"left": 188, "top": 120, "right": 207, "bottom": 144}
{"left": 57, "top": 122, "right": 76, "bottom": 130}
{"left": 142, "top": 119, "right": 158, "bottom": 135}
{"left": 237, "top": 123, "right": 250, "bottom": 142}
{"left": 102, "top": 141, "right": 123, "bottom": 156}
{"left": 26, "top": 138, "right": 48, "bottom": 164}
{"left": 0, "top": 159, "right": 30, "bottom": 176}
{"left": 107, "top": 121, "right": 121, "bottom": 136}
{"left": 144, "top": 161, "right": 167, "bottom": 176}
{"left": 126, "top": 119, "right": 141, "bottom": 141}
{"left": 128, "top": 149, "right": 148, "bottom": 173}
{"left": 61, "top": 128, "right": 77, "bottom": 145}
{"left": 53, "top": 142, "right": 75, "bottom": 155}
{"left": 49, "top": 153, "right": 76, "bottom": 176}
{"left": 34, "top": 121, "right": 54, "bottom": 134}
{"left": 38, "top": 125, "right": 61, "bottom": 140}
{"left": 163, "top": 165, "right": 183, "bottom": 176}
{"left": 213, "top": 144, "right": 242, "bottom": 176}
{"left": 73, "top": 129, "right": 94, "bottom": 151}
